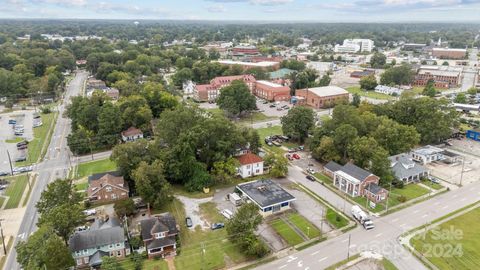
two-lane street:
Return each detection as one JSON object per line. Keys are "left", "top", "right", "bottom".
{"left": 3, "top": 70, "right": 88, "bottom": 270}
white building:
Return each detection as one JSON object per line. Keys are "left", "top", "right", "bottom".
{"left": 121, "top": 127, "right": 143, "bottom": 142}
{"left": 335, "top": 39, "right": 374, "bottom": 53}
{"left": 374, "top": 85, "right": 403, "bottom": 96}
{"left": 411, "top": 145, "right": 445, "bottom": 164}
{"left": 182, "top": 81, "right": 196, "bottom": 95}
{"left": 236, "top": 153, "right": 264, "bottom": 178}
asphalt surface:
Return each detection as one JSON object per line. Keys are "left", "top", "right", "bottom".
{"left": 255, "top": 169, "right": 480, "bottom": 270}
{"left": 3, "top": 70, "right": 87, "bottom": 270}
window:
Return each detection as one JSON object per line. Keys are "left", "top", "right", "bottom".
{"left": 106, "top": 186, "right": 112, "bottom": 192}
{"left": 281, "top": 202, "right": 289, "bottom": 207}
{"left": 76, "top": 259, "right": 82, "bottom": 266}
{"left": 111, "top": 194, "right": 117, "bottom": 199}
{"left": 117, "top": 250, "right": 122, "bottom": 256}
{"left": 84, "top": 257, "right": 89, "bottom": 263}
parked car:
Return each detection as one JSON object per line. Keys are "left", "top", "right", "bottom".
{"left": 8, "top": 119, "right": 16, "bottom": 124}
{"left": 0, "top": 171, "right": 9, "bottom": 176}
{"left": 17, "top": 144, "right": 28, "bottom": 150}
{"left": 276, "top": 107, "right": 283, "bottom": 111}
{"left": 185, "top": 217, "right": 193, "bottom": 227}
{"left": 306, "top": 175, "right": 315, "bottom": 181}
{"left": 307, "top": 168, "right": 315, "bottom": 174}
{"left": 33, "top": 122, "right": 43, "bottom": 128}
{"left": 285, "top": 154, "right": 293, "bottom": 161}
{"left": 263, "top": 100, "right": 269, "bottom": 104}
{"left": 15, "top": 156, "right": 27, "bottom": 162}
{"left": 269, "top": 104, "right": 276, "bottom": 108}
{"left": 211, "top": 223, "right": 225, "bottom": 230}
{"left": 83, "top": 209, "right": 97, "bottom": 216}
{"left": 220, "top": 209, "right": 233, "bottom": 219}
{"left": 292, "top": 153, "right": 301, "bottom": 160}
{"left": 16, "top": 141, "right": 28, "bottom": 147}
{"left": 429, "top": 176, "right": 441, "bottom": 184}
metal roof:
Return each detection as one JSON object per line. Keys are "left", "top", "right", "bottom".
{"left": 237, "top": 179, "right": 295, "bottom": 208}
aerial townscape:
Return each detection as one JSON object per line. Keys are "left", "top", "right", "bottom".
{"left": 1, "top": 1, "right": 480, "bottom": 270}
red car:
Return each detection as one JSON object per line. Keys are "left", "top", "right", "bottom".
{"left": 292, "top": 154, "right": 300, "bottom": 160}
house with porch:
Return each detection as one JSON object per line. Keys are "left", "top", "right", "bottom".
{"left": 87, "top": 171, "right": 129, "bottom": 204}
{"left": 235, "top": 152, "right": 264, "bottom": 178}
{"left": 236, "top": 179, "right": 296, "bottom": 217}
{"left": 389, "top": 154, "right": 429, "bottom": 184}
{"left": 121, "top": 127, "right": 143, "bottom": 142}
{"left": 69, "top": 217, "right": 130, "bottom": 269}
{"left": 140, "top": 212, "right": 179, "bottom": 259}
{"left": 326, "top": 162, "right": 388, "bottom": 203}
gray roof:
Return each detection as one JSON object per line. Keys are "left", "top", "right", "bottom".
{"left": 147, "top": 236, "right": 176, "bottom": 250}
{"left": 324, "top": 161, "right": 342, "bottom": 172}
{"left": 69, "top": 217, "right": 126, "bottom": 252}
{"left": 339, "top": 163, "right": 373, "bottom": 182}
{"left": 237, "top": 179, "right": 296, "bottom": 208}
{"left": 88, "top": 250, "right": 109, "bottom": 267}
{"left": 389, "top": 154, "right": 428, "bottom": 180}
{"left": 140, "top": 213, "right": 178, "bottom": 241}
{"left": 365, "top": 183, "right": 384, "bottom": 195}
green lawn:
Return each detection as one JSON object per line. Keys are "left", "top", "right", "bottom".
{"left": 314, "top": 172, "right": 333, "bottom": 185}
{"left": 4, "top": 175, "right": 29, "bottom": 209}
{"left": 269, "top": 218, "right": 304, "bottom": 246}
{"left": 346, "top": 86, "right": 395, "bottom": 100}
{"left": 353, "top": 184, "right": 430, "bottom": 213}
{"left": 421, "top": 179, "right": 443, "bottom": 190}
{"left": 237, "top": 112, "right": 277, "bottom": 125}
{"left": 16, "top": 112, "right": 56, "bottom": 166}
{"left": 74, "top": 181, "right": 88, "bottom": 191}
{"left": 5, "top": 137, "right": 23, "bottom": 143}
{"left": 326, "top": 208, "right": 349, "bottom": 229}
{"left": 288, "top": 213, "right": 321, "bottom": 239}
{"left": 256, "top": 125, "right": 300, "bottom": 155}
{"left": 151, "top": 199, "right": 249, "bottom": 270}
{"left": 410, "top": 207, "right": 480, "bottom": 270}
{"left": 76, "top": 158, "right": 117, "bottom": 179}
{"left": 382, "top": 258, "right": 399, "bottom": 270}
{"left": 119, "top": 256, "right": 168, "bottom": 270}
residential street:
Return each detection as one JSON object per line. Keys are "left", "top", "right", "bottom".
{"left": 3, "top": 70, "right": 88, "bottom": 270}
{"left": 256, "top": 177, "right": 480, "bottom": 270}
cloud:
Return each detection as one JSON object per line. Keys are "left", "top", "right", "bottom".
{"left": 207, "top": 4, "right": 227, "bottom": 12}
{"left": 205, "top": 0, "right": 293, "bottom": 6}
{"left": 93, "top": 1, "right": 170, "bottom": 17}
{"left": 30, "top": 0, "right": 88, "bottom": 7}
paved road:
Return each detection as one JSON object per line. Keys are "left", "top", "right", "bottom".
{"left": 3, "top": 70, "right": 87, "bottom": 270}
{"left": 256, "top": 177, "right": 480, "bottom": 270}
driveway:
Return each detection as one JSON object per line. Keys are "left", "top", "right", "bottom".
{"left": 176, "top": 195, "right": 212, "bottom": 230}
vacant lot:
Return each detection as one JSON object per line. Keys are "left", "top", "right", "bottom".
{"left": 269, "top": 212, "right": 321, "bottom": 246}
{"left": 76, "top": 158, "right": 117, "bottom": 178}
{"left": 410, "top": 207, "right": 480, "bottom": 270}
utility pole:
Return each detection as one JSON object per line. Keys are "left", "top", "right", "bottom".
{"left": 459, "top": 157, "right": 465, "bottom": 186}
{"left": 347, "top": 234, "right": 351, "bottom": 260}
{"left": 385, "top": 182, "right": 393, "bottom": 212}
{"left": 6, "top": 150, "right": 13, "bottom": 176}
{"left": 0, "top": 219, "right": 7, "bottom": 255}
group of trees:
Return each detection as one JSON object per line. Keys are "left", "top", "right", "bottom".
{"left": 66, "top": 82, "right": 177, "bottom": 155}
{"left": 17, "top": 179, "right": 84, "bottom": 269}
{"left": 217, "top": 80, "right": 257, "bottom": 117}
{"left": 380, "top": 64, "right": 415, "bottom": 86}
{"left": 310, "top": 104, "right": 422, "bottom": 185}
{"left": 281, "top": 106, "right": 316, "bottom": 142}
{"left": 111, "top": 104, "right": 262, "bottom": 193}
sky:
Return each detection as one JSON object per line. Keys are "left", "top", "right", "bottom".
{"left": 1, "top": 0, "right": 480, "bottom": 22}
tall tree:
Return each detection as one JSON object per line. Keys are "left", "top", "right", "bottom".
{"left": 422, "top": 79, "right": 437, "bottom": 97}
{"left": 36, "top": 179, "right": 82, "bottom": 216}
{"left": 217, "top": 80, "right": 256, "bottom": 116}
{"left": 37, "top": 204, "right": 85, "bottom": 244}
{"left": 333, "top": 124, "right": 358, "bottom": 160}
{"left": 360, "top": 74, "right": 378, "bottom": 90}
{"left": 370, "top": 52, "right": 387, "bottom": 68}
{"left": 318, "top": 74, "right": 331, "bottom": 86}
{"left": 264, "top": 153, "right": 289, "bottom": 178}
{"left": 16, "top": 225, "right": 74, "bottom": 270}
{"left": 132, "top": 160, "right": 172, "bottom": 208}
{"left": 111, "top": 139, "right": 158, "bottom": 182}
{"left": 281, "top": 106, "right": 315, "bottom": 142}
{"left": 312, "top": 136, "right": 341, "bottom": 163}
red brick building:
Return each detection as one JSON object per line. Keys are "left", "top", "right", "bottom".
{"left": 232, "top": 46, "right": 260, "bottom": 56}
{"left": 414, "top": 67, "right": 461, "bottom": 89}
{"left": 87, "top": 172, "right": 129, "bottom": 204}
{"left": 254, "top": 80, "right": 291, "bottom": 101}
{"left": 432, "top": 48, "right": 467, "bottom": 59}
{"left": 295, "top": 86, "right": 349, "bottom": 109}
{"left": 193, "top": 75, "right": 256, "bottom": 102}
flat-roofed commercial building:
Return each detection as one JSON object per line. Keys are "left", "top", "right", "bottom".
{"left": 432, "top": 48, "right": 467, "bottom": 59}
{"left": 217, "top": 60, "right": 280, "bottom": 70}
{"left": 254, "top": 80, "right": 290, "bottom": 101}
{"left": 295, "top": 86, "right": 349, "bottom": 109}
{"left": 414, "top": 66, "right": 462, "bottom": 89}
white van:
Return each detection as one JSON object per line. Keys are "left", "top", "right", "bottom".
{"left": 220, "top": 209, "right": 233, "bottom": 219}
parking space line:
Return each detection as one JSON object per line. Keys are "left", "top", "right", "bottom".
{"left": 318, "top": 257, "right": 328, "bottom": 263}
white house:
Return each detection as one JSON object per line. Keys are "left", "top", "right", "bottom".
{"left": 375, "top": 85, "right": 403, "bottom": 96}
{"left": 411, "top": 145, "right": 445, "bottom": 164}
{"left": 121, "top": 127, "right": 143, "bottom": 142}
{"left": 236, "top": 153, "right": 264, "bottom": 178}
{"left": 182, "top": 80, "right": 196, "bottom": 95}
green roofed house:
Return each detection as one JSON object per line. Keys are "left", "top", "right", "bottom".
{"left": 269, "top": 68, "right": 295, "bottom": 79}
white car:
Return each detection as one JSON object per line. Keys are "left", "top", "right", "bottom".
{"left": 220, "top": 209, "right": 233, "bottom": 219}
{"left": 83, "top": 209, "right": 97, "bottom": 216}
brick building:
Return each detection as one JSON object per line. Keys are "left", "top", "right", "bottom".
{"left": 432, "top": 48, "right": 467, "bottom": 59}
{"left": 254, "top": 80, "right": 291, "bottom": 101}
{"left": 295, "top": 86, "right": 349, "bottom": 109}
{"left": 87, "top": 171, "right": 129, "bottom": 204}
{"left": 193, "top": 74, "right": 256, "bottom": 102}
{"left": 414, "top": 66, "right": 461, "bottom": 89}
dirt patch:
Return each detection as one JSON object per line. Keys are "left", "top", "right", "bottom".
{"left": 176, "top": 195, "right": 212, "bottom": 230}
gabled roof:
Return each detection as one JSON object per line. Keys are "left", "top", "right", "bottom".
{"left": 365, "top": 183, "right": 385, "bottom": 195}
{"left": 339, "top": 163, "right": 373, "bottom": 182}
{"left": 236, "top": 153, "right": 263, "bottom": 165}
{"left": 87, "top": 172, "right": 129, "bottom": 197}
{"left": 324, "top": 161, "right": 342, "bottom": 172}
{"left": 69, "top": 217, "right": 126, "bottom": 252}
{"left": 88, "top": 250, "right": 109, "bottom": 267}
{"left": 88, "top": 171, "right": 121, "bottom": 183}
{"left": 389, "top": 153, "right": 428, "bottom": 180}
{"left": 121, "top": 127, "right": 142, "bottom": 137}
{"left": 140, "top": 213, "right": 178, "bottom": 241}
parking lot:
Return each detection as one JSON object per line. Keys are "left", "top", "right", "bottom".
{"left": 0, "top": 111, "right": 36, "bottom": 173}
{"left": 429, "top": 139, "right": 480, "bottom": 186}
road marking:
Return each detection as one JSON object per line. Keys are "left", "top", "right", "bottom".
{"left": 399, "top": 223, "right": 406, "bottom": 227}
{"left": 278, "top": 265, "right": 287, "bottom": 269}
{"left": 318, "top": 257, "right": 328, "bottom": 263}
{"left": 375, "top": 233, "right": 383, "bottom": 238}
{"left": 413, "top": 210, "right": 419, "bottom": 214}
{"left": 287, "top": 256, "right": 297, "bottom": 263}
{"left": 310, "top": 250, "right": 320, "bottom": 256}
{"left": 18, "top": 233, "right": 25, "bottom": 239}
{"left": 391, "top": 218, "right": 399, "bottom": 222}
{"left": 350, "top": 244, "right": 357, "bottom": 248}
{"left": 422, "top": 214, "right": 428, "bottom": 218}
{"left": 341, "top": 238, "right": 349, "bottom": 243}
{"left": 442, "top": 205, "right": 449, "bottom": 210}
{"left": 297, "top": 260, "right": 303, "bottom": 267}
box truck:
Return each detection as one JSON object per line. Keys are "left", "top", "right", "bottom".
{"left": 351, "top": 205, "right": 374, "bottom": 230}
